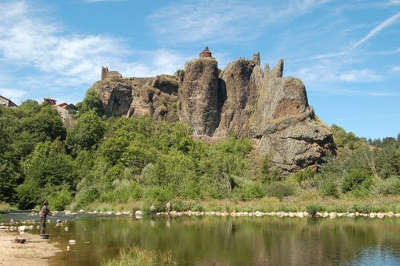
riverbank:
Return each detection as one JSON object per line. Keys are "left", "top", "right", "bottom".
{"left": 0, "top": 231, "right": 60, "bottom": 266}
{"left": 80, "top": 194, "right": 400, "bottom": 216}
{"left": 3, "top": 195, "right": 400, "bottom": 220}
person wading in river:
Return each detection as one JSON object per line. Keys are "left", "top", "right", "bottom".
{"left": 39, "top": 200, "right": 53, "bottom": 235}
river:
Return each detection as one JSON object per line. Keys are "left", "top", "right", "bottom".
{"left": 1, "top": 213, "right": 400, "bottom": 265}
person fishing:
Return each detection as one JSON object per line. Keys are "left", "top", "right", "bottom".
{"left": 39, "top": 200, "right": 54, "bottom": 235}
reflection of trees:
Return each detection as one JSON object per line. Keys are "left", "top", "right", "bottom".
{"left": 49, "top": 217, "right": 400, "bottom": 266}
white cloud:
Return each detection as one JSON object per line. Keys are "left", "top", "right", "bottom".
{"left": 338, "top": 69, "right": 382, "bottom": 82}
{"left": 351, "top": 11, "right": 400, "bottom": 49}
{"left": 0, "top": 88, "right": 27, "bottom": 100}
{"left": 295, "top": 64, "right": 382, "bottom": 84}
{"left": 149, "top": 0, "right": 331, "bottom": 43}
{"left": 0, "top": 1, "right": 129, "bottom": 86}
{"left": 0, "top": 0, "right": 188, "bottom": 102}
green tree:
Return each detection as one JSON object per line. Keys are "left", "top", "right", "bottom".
{"left": 66, "top": 111, "right": 105, "bottom": 154}
{"left": 17, "top": 141, "right": 76, "bottom": 209}
{"left": 76, "top": 88, "right": 104, "bottom": 116}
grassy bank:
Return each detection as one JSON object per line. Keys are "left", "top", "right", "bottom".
{"left": 80, "top": 194, "right": 400, "bottom": 214}
{"left": 0, "top": 202, "right": 15, "bottom": 214}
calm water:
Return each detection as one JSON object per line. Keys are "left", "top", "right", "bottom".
{"left": 2, "top": 213, "right": 400, "bottom": 266}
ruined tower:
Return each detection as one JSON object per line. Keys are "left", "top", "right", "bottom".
{"left": 252, "top": 52, "right": 260, "bottom": 66}
{"left": 101, "top": 66, "right": 109, "bottom": 81}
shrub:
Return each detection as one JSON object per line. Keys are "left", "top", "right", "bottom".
{"left": 306, "top": 204, "right": 324, "bottom": 217}
{"left": 350, "top": 204, "right": 372, "bottom": 213}
{"left": 49, "top": 189, "right": 73, "bottom": 211}
{"left": 266, "top": 182, "right": 294, "bottom": 201}
{"left": 144, "top": 187, "right": 173, "bottom": 211}
{"left": 238, "top": 183, "right": 265, "bottom": 201}
{"left": 321, "top": 179, "right": 339, "bottom": 198}
{"left": 71, "top": 187, "right": 99, "bottom": 210}
{"left": 171, "top": 199, "right": 185, "bottom": 212}
{"left": 191, "top": 203, "right": 204, "bottom": 212}
{"left": 16, "top": 181, "right": 40, "bottom": 209}
{"left": 294, "top": 168, "right": 315, "bottom": 187}
{"left": 341, "top": 169, "right": 372, "bottom": 193}
{"left": 260, "top": 154, "right": 281, "bottom": 182}
{"left": 377, "top": 177, "right": 400, "bottom": 195}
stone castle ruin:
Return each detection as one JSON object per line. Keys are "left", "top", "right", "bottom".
{"left": 101, "top": 66, "right": 123, "bottom": 81}
{"left": 93, "top": 47, "right": 335, "bottom": 172}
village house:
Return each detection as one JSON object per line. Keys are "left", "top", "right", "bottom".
{"left": 0, "top": 95, "right": 17, "bottom": 107}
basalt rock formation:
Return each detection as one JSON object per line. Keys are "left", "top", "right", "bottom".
{"left": 91, "top": 50, "right": 335, "bottom": 172}
{"left": 92, "top": 72, "right": 179, "bottom": 122}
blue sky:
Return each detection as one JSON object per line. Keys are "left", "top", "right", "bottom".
{"left": 0, "top": 0, "right": 399, "bottom": 139}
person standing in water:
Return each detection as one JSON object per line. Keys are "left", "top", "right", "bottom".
{"left": 39, "top": 200, "right": 53, "bottom": 235}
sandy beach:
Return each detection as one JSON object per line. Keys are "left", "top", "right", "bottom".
{"left": 0, "top": 231, "right": 59, "bottom": 266}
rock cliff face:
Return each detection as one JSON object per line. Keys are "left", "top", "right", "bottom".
{"left": 178, "top": 58, "right": 220, "bottom": 136}
{"left": 92, "top": 72, "right": 179, "bottom": 122}
{"left": 91, "top": 53, "right": 335, "bottom": 172}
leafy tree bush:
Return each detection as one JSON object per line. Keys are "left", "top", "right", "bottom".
{"left": 16, "top": 141, "right": 76, "bottom": 209}
{"left": 376, "top": 177, "right": 400, "bottom": 195}
{"left": 350, "top": 204, "right": 372, "bottom": 213}
{"left": 238, "top": 183, "right": 265, "bottom": 201}
{"left": 49, "top": 188, "right": 73, "bottom": 211}
{"left": 306, "top": 204, "right": 323, "bottom": 217}
{"left": 341, "top": 169, "right": 372, "bottom": 193}
{"left": 321, "top": 179, "right": 339, "bottom": 198}
{"left": 294, "top": 168, "right": 316, "bottom": 188}
{"left": 266, "top": 182, "right": 294, "bottom": 201}
{"left": 66, "top": 111, "right": 105, "bottom": 153}
{"left": 144, "top": 187, "right": 173, "bottom": 211}
{"left": 76, "top": 88, "right": 104, "bottom": 116}
{"left": 260, "top": 154, "right": 281, "bottom": 182}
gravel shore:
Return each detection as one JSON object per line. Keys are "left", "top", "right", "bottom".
{"left": 0, "top": 231, "right": 59, "bottom": 266}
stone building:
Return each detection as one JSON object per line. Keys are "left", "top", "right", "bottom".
{"left": 199, "top": 47, "right": 212, "bottom": 58}
{"left": 0, "top": 95, "right": 17, "bottom": 107}
{"left": 42, "top": 98, "right": 57, "bottom": 105}
{"left": 41, "top": 98, "right": 76, "bottom": 128}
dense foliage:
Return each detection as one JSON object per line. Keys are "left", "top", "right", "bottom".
{"left": 1, "top": 92, "right": 400, "bottom": 211}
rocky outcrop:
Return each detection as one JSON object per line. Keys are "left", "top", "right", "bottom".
{"left": 178, "top": 55, "right": 335, "bottom": 172}
{"left": 92, "top": 73, "right": 179, "bottom": 122}
{"left": 178, "top": 58, "right": 220, "bottom": 136}
{"left": 91, "top": 52, "right": 335, "bottom": 172}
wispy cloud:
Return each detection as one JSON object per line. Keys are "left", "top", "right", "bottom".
{"left": 385, "top": 0, "right": 400, "bottom": 6}
{"left": 0, "top": 88, "right": 27, "bottom": 101}
{"left": 295, "top": 65, "right": 382, "bottom": 84}
{"left": 392, "top": 66, "right": 400, "bottom": 72}
{"left": 149, "top": 0, "right": 331, "bottom": 43}
{"left": 351, "top": 11, "right": 400, "bottom": 49}
{"left": 0, "top": 1, "right": 187, "bottom": 103}
{"left": 0, "top": 1, "right": 128, "bottom": 86}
